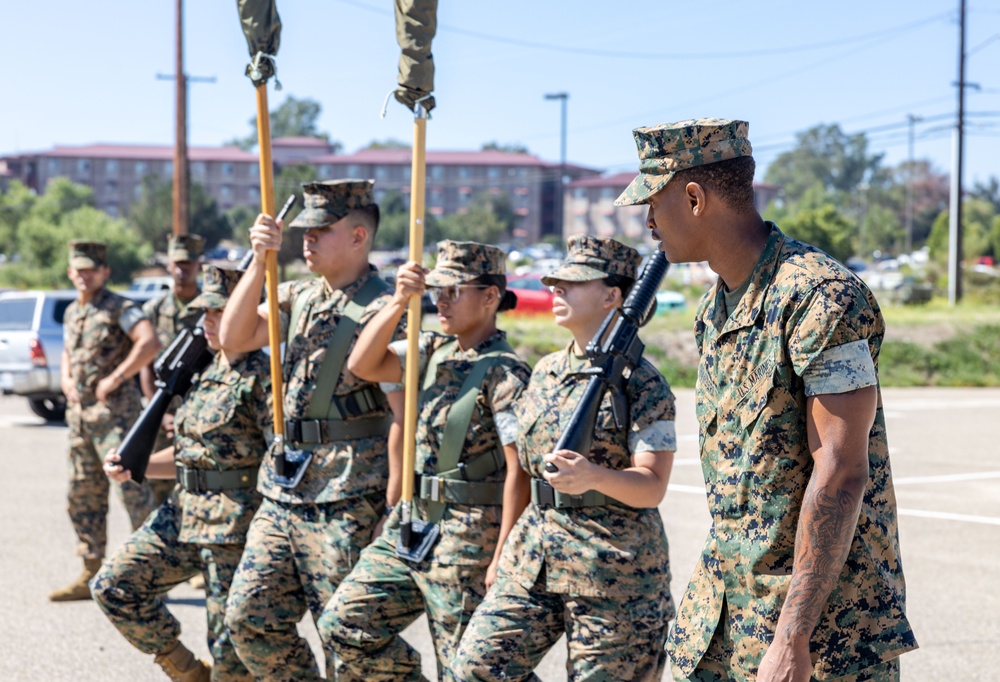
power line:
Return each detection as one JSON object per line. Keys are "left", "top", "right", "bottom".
{"left": 337, "top": 0, "right": 950, "bottom": 60}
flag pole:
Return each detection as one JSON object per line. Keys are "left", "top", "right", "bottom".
{"left": 254, "top": 82, "right": 288, "bottom": 477}
{"left": 399, "top": 99, "right": 428, "bottom": 549}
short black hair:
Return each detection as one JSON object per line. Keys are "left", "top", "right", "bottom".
{"left": 671, "top": 156, "right": 757, "bottom": 213}
{"left": 471, "top": 273, "right": 518, "bottom": 313}
{"left": 345, "top": 204, "right": 380, "bottom": 239}
{"left": 602, "top": 273, "right": 635, "bottom": 300}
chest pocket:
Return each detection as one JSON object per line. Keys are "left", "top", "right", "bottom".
{"left": 735, "top": 354, "right": 777, "bottom": 432}
{"left": 178, "top": 376, "right": 239, "bottom": 437}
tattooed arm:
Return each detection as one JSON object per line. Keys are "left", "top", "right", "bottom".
{"left": 756, "top": 385, "right": 876, "bottom": 682}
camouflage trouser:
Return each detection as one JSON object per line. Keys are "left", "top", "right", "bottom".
{"left": 90, "top": 497, "right": 250, "bottom": 681}
{"left": 67, "top": 406, "right": 156, "bottom": 559}
{"left": 148, "top": 426, "right": 178, "bottom": 507}
{"left": 317, "top": 528, "right": 488, "bottom": 682}
{"left": 225, "top": 493, "right": 384, "bottom": 682}
{"left": 678, "top": 651, "right": 900, "bottom": 681}
{"left": 452, "top": 574, "right": 671, "bottom": 682}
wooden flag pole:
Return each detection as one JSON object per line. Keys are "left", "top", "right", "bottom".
{"left": 399, "top": 103, "right": 428, "bottom": 548}
{"left": 254, "top": 82, "right": 287, "bottom": 470}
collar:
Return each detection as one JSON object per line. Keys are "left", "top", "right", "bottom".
{"left": 319, "top": 264, "right": 378, "bottom": 300}
{"left": 705, "top": 222, "right": 785, "bottom": 337}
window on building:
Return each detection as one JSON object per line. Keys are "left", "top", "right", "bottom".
{"left": 249, "top": 186, "right": 260, "bottom": 201}
{"left": 164, "top": 161, "right": 173, "bottom": 176}
{"left": 106, "top": 180, "right": 118, "bottom": 193}
{"left": 47, "top": 159, "right": 60, "bottom": 174}
{"left": 133, "top": 184, "right": 143, "bottom": 199}
{"left": 375, "top": 166, "right": 388, "bottom": 180}
{"left": 458, "top": 166, "right": 471, "bottom": 179}
{"left": 220, "top": 185, "right": 232, "bottom": 199}
{"left": 77, "top": 159, "right": 90, "bottom": 174}
{"left": 347, "top": 164, "right": 360, "bottom": 177}
{"left": 574, "top": 187, "right": 587, "bottom": 199}
{"left": 318, "top": 164, "right": 331, "bottom": 177}
{"left": 105, "top": 203, "right": 119, "bottom": 217}
{"left": 487, "top": 167, "right": 501, "bottom": 180}
{"left": 222, "top": 163, "right": 234, "bottom": 176}
{"left": 135, "top": 161, "right": 147, "bottom": 176}
{"left": 403, "top": 166, "right": 411, "bottom": 180}
{"left": 429, "top": 166, "right": 444, "bottom": 180}
{"left": 105, "top": 159, "right": 118, "bottom": 174}
{"left": 191, "top": 162, "right": 205, "bottom": 176}
{"left": 600, "top": 187, "right": 616, "bottom": 200}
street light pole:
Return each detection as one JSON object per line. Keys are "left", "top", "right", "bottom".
{"left": 545, "top": 92, "right": 568, "bottom": 238}
{"left": 905, "top": 114, "right": 922, "bottom": 256}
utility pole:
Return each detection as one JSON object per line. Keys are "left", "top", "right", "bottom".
{"left": 156, "top": 0, "right": 215, "bottom": 237}
{"left": 905, "top": 114, "right": 922, "bottom": 256}
{"left": 545, "top": 92, "right": 569, "bottom": 239}
{"left": 948, "top": 0, "right": 967, "bottom": 305}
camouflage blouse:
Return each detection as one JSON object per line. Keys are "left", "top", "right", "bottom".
{"left": 256, "top": 267, "right": 405, "bottom": 504}
{"left": 667, "top": 224, "right": 917, "bottom": 680}
{"left": 386, "top": 330, "right": 530, "bottom": 568}
{"left": 143, "top": 290, "right": 201, "bottom": 349}
{"left": 498, "top": 344, "right": 677, "bottom": 599}
{"left": 173, "top": 349, "right": 271, "bottom": 544}
{"left": 63, "top": 287, "right": 146, "bottom": 421}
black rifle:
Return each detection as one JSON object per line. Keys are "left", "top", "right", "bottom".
{"left": 118, "top": 194, "right": 299, "bottom": 483}
{"left": 545, "top": 251, "right": 670, "bottom": 472}
{"left": 117, "top": 322, "right": 213, "bottom": 483}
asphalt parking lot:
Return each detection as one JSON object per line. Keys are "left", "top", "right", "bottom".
{"left": 1, "top": 388, "right": 997, "bottom": 680}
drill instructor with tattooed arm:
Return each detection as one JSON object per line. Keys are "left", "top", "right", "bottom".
{"left": 615, "top": 119, "right": 916, "bottom": 682}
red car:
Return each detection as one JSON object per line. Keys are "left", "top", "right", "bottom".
{"left": 506, "top": 274, "right": 555, "bottom": 315}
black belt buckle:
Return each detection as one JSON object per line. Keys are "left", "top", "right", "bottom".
{"left": 178, "top": 466, "right": 202, "bottom": 493}
{"left": 534, "top": 478, "right": 556, "bottom": 508}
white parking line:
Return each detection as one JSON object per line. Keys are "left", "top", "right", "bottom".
{"left": 894, "top": 471, "right": 1000, "bottom": 485}
{"left": 898, "top": 508, "right": 1000, "bottom": 526}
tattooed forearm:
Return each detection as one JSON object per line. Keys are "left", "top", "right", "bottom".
{"left": 780, "top": 481, "right": 864, "bottom": 641}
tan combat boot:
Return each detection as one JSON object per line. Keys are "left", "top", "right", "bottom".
{"left": 48, "top": 557, "right": 103, "bottom": 602}
{"left": 154, "top": 641, "right": 211, "bottom": 682}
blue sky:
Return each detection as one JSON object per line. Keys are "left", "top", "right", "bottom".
{"left": 3, "top": 0, "right": 999, "bottom": 185}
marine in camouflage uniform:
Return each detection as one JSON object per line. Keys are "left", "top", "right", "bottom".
{"left": 92, "top": 265, "right": 271, "bottom": 682}
{"left": 142, "top": 234, "right": 205, "bottom": 508}
{"left": 318, "top": 241, "right": 531, "bottom": 681}
{"left": 452, "top": 237, "right": 678, "bottom": 682}
{"left": 222, "top": 180, "right": 405, "bottom": 681}
{"left": 50, "top": 240, "right": 161, "bottom": 602}
{"left": 615, "top": 119, "right": 916, "bottom": 681}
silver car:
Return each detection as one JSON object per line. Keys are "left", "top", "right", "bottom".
{"left": 0, "top": 289, "right": 155, "bottom": 421}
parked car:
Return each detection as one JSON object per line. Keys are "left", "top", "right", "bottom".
{"left": 129, "top": 276, "right": 173, "bottom": 293}
{"left": 506, "top": 274, "right": 555, "bottom": 315}
{"left": 0, "top": 288, "right": 156, "bottom": 422}
{"left": 655, "top": 290, "right": 686, "bottom": 313}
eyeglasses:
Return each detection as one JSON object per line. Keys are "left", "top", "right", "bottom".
{"left": 428, "top": 284, "right": 490, "bottom": 304}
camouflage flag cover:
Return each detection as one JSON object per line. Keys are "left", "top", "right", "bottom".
{"left": 236, "top": 0, "right": 282, "bottom": 85}
{"left": 394, "top": 0, "right": 437, "bottom": 112}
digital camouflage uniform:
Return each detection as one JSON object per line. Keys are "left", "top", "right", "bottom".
{"left": 453, "top": 237, "right": 678, "bottom": 682}
{"left": 142, "top": 234, "right": 205, "bottom": 507}
{"left": 63, "top": 241, "right": 156, "bottom": 561}
{"left": 614, "top": 120, "right": 916, "bottom": 681}
{"left": 319, "top": 241, "right": 531, "bottom": 682}
{"left": 225, "top": 180, "right": 405, "bottom": 681}
{"left": 669, "top": 226, "right": 915, "bottom": 682}
{"left": 92, "top": 265, "right": 270, "bottom": 680}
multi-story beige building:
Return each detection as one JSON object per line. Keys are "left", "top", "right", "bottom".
{"left": 564, "top": 172, "right": 781, "bottom": 242}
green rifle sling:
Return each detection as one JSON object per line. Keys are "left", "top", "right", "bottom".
{"left": 286, "top": 276, "right": 391, "bottom": 423}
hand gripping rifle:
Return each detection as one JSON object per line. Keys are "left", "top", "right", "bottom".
{"left": 545, "top": 251, "right": 669, "bottom": 472}
{"left": 117, "top": 195, "right": 298, "bottom": 483}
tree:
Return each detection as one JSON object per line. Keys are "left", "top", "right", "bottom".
{"left": 127, "top": 176, "right": 231, "bottom": 251}
{"left": 228, "top": 96, "right": 342, "bottom": 152}
{"left": 437, "top": 191, "right": 514, "bottom": 245}
{"left": 764, "top": 124, "right": 883, "bottom": 211}
{"left": 363, "top": 139, "right": 411, "bottom": 150}
{"left": 373, "top": 190, "right": 442, "bottom": 250}
{"left": 780, "top": 204, "right": 854, "bottom": 263}
{"left": 0, "top": 180, "right": 38, "bottom": 256}
{"left": 927, "top": 198, "right": 998, "bottom": 262}
{"left": 482, "top": 141, "right": 529, "bottom": 154}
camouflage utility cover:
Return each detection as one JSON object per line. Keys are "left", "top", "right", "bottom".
{"left": 615, "top": 118, "right": 752, "bottom": 207}
{"left": 256, "top": 267, "right": 404, "bottom": 504}
{"left": 68, "top": 240, "right": 108, "bottom": 269}
{"left": 424, "top": 240, "right": 507, "bottom": 288}
{"left": 173, "top": 350, "right": 272, "bottom": 544}
{"left": 167, "top": 234, "right": 205, "bottom": 262}
{"left": 667, "top": 223, "right": 917, "bottom": 680}
{"left": 188, "top": 264, "right": 243, "bottom": 311}
{"left": 394, "top": 0, "right": 438, "bottom": 112}
{"left": 499, "top": 344, "right": 676, "bottom": 600}
{"left": 289, "top": 179, "right": 376, "bottom": 230}
{"left": 541, "top": 235, "right": 640, "bottom": 286}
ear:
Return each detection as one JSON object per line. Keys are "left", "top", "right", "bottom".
{"left": 351, "top": 224, "right": 369, "bottom": 248}
{"left": 684, "top": 181, "right": 708, "bottom": 217}
{"left": 484, "top": 285, "right": 500, "bottom": 308}
{"left": 602, "top": 283, "right": 623, "bottom": 311}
